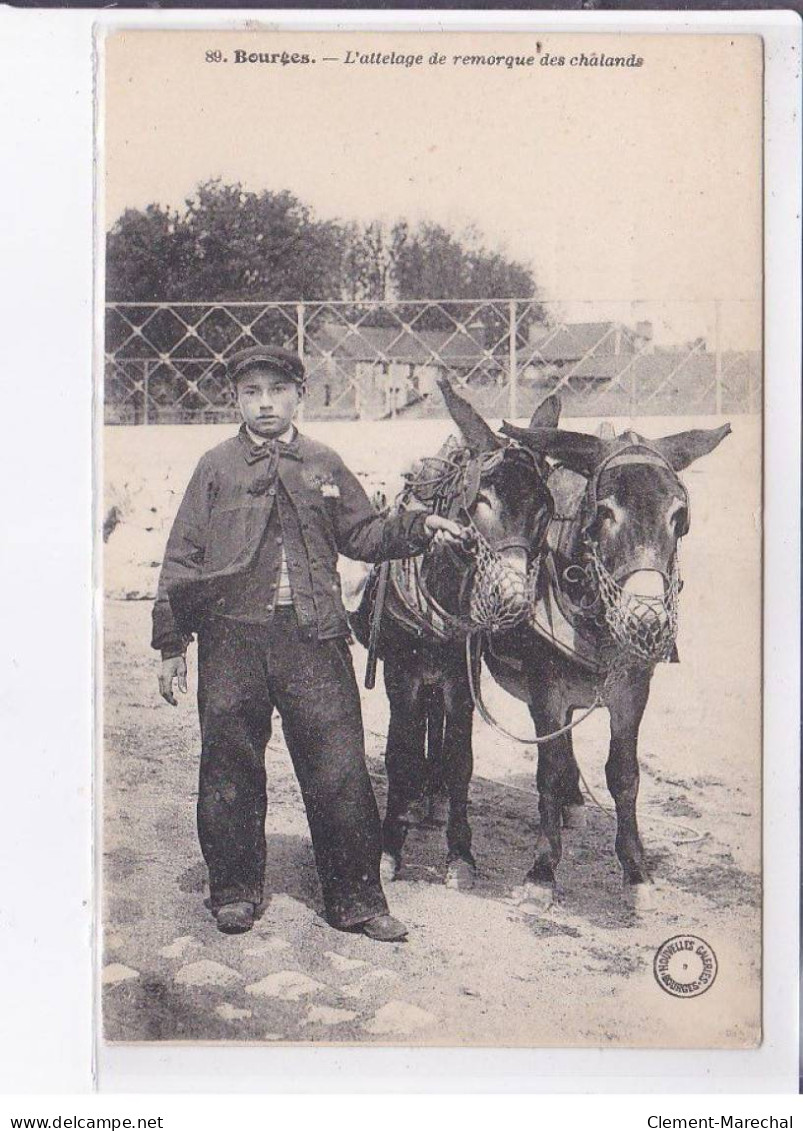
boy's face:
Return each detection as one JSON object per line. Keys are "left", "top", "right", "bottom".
{"left": 235, "top": 367, "right": 302, "bottom": 439}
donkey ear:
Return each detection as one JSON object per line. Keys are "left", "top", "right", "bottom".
{"left": 437, "top": 373, "right": 501, "bottom": 453}
{"left": 529, "top": 393, "right": 561, "bottom": 429}
{"left": 652, "top": 423, "right": 732, "bottom": 471}
{"left": 501, "top": 422, "right": 604, "bottom": 477}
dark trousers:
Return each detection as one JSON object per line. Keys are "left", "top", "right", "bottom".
{"left": 196, "top": 611, "right": 388, "bottom": 929}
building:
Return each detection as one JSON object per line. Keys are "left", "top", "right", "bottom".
{"left": 519, "top": 320, "right": 654, "bottom": 385}
{"left": 304, "top": 321, "right": 495, "bottom": 418}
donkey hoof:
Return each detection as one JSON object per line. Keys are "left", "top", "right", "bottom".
{"left": 380, "top": 853, "right": 400, "bottom": 884}
{"left": 562, "top": 804, "right": 587, "bottom": 830}
{"left": 511, "top": 882, "right": 554, "bottom": 916}
{"left": 445, "top": 858, "right": 476, "bottom": 891}
{"left": 624, "top": 881, "right": 656, "bottom": 913}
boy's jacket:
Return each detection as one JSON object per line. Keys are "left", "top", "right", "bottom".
{"left": 151, "top": 426, "right": 430, "bottom": 654}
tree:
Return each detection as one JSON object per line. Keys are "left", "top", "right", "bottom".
{"left": 179, "top": 180, "right": 346, "bottom": 301}
{"left": 106, "top": 180, "right": 541, "bottom": 328}
{"left": 106, "top": 180, "right": 347, "bottom": 303}
{"left": 342, "top": 220, "right": 404, "bottom": 303}
{"left": 340, "top": 219, "right": 541, "bottom": 339}
{"left": 106, "top": 204, "right": 188, "bottom": 302}
{"left": 395, "top": 222, "right": 474, "bottom": 301}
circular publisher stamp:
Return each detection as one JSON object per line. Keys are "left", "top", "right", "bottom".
{"left": 653, "top": 935, "right": 718, "bottom": 998}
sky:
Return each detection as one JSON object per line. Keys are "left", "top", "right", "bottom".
{"left": 104, "top": 30, "right": 762, "bottom": 347}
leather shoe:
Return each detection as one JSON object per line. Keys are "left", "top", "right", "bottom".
{"left": 358, "top": 913, "right": 409, "bottom": 942}
{"left": 215, "top": 901, "right": 255, "bottom": 934}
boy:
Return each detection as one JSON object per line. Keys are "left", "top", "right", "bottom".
{"left": 152, "top": 345, "right": 463, "bottom": 939}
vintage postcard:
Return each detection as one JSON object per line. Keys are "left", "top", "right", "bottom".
{"left": 100, "top": 28, "right": 762, "bottom": 1047}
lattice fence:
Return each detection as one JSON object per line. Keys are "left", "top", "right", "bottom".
{"left": 104, "top": 299, "right": 760, "bottom": 424}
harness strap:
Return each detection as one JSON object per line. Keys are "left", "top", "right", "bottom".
{"left": 527, "top": 554, "right": 606, "bottom": 673}
{"left": 386, "top": 557, "right": 459, "bottom": 643}
{"left": 409, "top": 552, "right": 475, "bottom": 639}
{"left": 466, "top": 634, "right": 602, "bottom": 745}
{"left": 583, "top": 442, "right": 690, "bottom": 533}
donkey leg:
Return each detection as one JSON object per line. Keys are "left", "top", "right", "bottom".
{"left": 513, "top": 737, "right": 570, "bottom": 913}
{"left": 382, "top": 709, "right": 425, "bottom": 879}
{"left": 605, "top": 673, "right": 654, "bottom": 909}
{"left": 518, "top": 735, "right": 566, "bottom": 909}
{"left": 382, "top": 657, "right": 428, "bottom": 880}
{"left": 423, "top": 686, "right": 449, "bottom": 827}
{"left": 442, "top": 677, "right": 476, "bottom": 890}
{"left": 561, "top": 733, "right": 587, "bottom": 830}
{"left": 516, "top": 682, "right": 571, "bottom": 911}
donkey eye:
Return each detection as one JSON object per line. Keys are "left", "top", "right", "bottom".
{"left": 597, "top": 504, "right": 616, "bottom": 523}
{"left": 673, "top": 507, "right": 690, "bottom": 535}
{"left": 475, "top": 491, "right": 492, "bottom": 506}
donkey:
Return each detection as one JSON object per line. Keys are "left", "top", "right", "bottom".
{"left": 352, "top": 377, "right": 556, "bottom": 890}
{"left": 482, "top": 416, "right": 731, "bottom": 912}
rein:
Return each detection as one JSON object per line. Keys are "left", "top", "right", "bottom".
{"left": 466, "top": 632, "right": 604, "bottom": 745}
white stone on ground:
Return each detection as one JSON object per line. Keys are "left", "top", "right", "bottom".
{"left": 364, "top": 1001, "right": 436, "bottom": 1036}
{"left": 159, "top": 935, "right": 201, "bottom": 959}
{"left": 304, "top": 1005, "right": 357, "bottom": 1026}
{"left": 323, "top": 951, "right": 368, "bottom": 973}
{"left": 102, "top": 963, "right": 140, "bottom": 986}
{"left": 215, "top": 1003, "right": 252, "bottom": 1022}
{"left": 246, "top": 970, "right": 327, "bottom": 1001}
{"left": 174, "top": 960, "right": 242, "bottom": 989}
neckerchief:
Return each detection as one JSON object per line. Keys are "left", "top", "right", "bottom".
{"left": 240, "top": 423, "right": 301, "bottom": 465}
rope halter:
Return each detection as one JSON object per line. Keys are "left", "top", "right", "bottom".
{"left": 578, "top": 443, "right": 687, "bottom": 666}
{"left": 458, "top": 441, "right": 546, "bottom": 635}
{"left": 403, "top": 438, "right": 547, "bottom": 637}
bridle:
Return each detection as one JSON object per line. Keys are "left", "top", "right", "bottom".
{"left": 401, "top": 439, "right": 551, "bottom": 637}
{"left": 568, "top": 442, "right": 688, "bottom": 665}
{"left": 581, "top": 442, "right": 690, "bottom": 541}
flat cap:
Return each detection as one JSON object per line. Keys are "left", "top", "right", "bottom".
{"left": 227, "top": 345, "right": 306, "bottom": 385}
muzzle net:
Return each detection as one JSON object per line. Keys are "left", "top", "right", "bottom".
{"left": 587, "top": 540, "right": 680, "bottom": 664}
{"left": 466, "top": 522, "right": 539, "bottom": 634}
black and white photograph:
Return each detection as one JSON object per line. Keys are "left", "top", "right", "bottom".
{"left": 100, "top": 28, "right": 762, "bottom": 1047}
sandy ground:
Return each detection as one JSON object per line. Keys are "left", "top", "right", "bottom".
{"left": 101, "top": 415, "right": 762, "bottom": 1047}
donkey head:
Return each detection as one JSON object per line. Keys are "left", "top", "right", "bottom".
{"left": 501, "top": 419, "right": 730, "bottom": 655}
{"left": 438, "top": 376, "right": 554, "bottom": 577}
